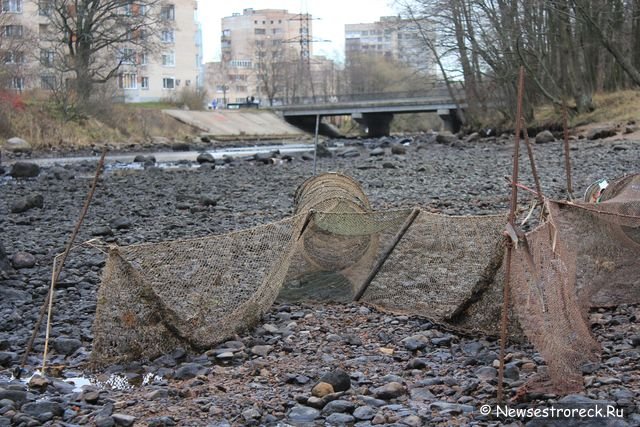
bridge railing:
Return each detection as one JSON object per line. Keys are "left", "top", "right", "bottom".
{"left": 273, "top": 82, "right": 466, "bottom": 107}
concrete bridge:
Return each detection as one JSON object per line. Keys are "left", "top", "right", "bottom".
{"left": 272, "top": 86, "right": 467, "bottom": 137}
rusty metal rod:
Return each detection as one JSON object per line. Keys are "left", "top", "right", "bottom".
{"left": 498, "top": 66, "right": 525, "bottom": 403}
{"left": 562, "top": 102, "right": 574, "bottom": 198}
{"left": 18, "top": 150, "right": 107, "bottom": 374}
{"left": 353, "top": 207, "right": 420, "bottom": 301}
{"left": 521, "top": 117, "right": 545, "bottom": 206}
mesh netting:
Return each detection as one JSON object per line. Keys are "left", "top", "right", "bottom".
{"left": 91, "top": 172, "right": 640, "bottom": 397}
{"left": 91, "top": 215, "right": 305, "bottom": 366}
{"left": 511, "top": 174, "right": 640, "bottom": 394}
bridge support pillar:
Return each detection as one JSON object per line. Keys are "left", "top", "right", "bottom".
{"left": 437, "top": 109, "right": 464, "bottom": 133}
{"left": 353, "top": 112, "right": 394, "bottom": 137}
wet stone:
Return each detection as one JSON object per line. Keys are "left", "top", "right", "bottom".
{"left": 287, "top": 405, "right": 320, "bottom": 423}
{"left": 325, "top": 412, "right": 355, "bottom": 425}
{"left": 320, "top": 369, "right": 351, "bottom": 392}
{"left": 373, "top": 382, "right": 405, "bottom": 400}
{"left": 321, "top": 399, "right": 355, "bottom": 415}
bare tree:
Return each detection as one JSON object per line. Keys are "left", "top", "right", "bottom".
{"left": 254, "top": 39, "right": 297, "bottom": 105}
{"left": 39, "top": 0, "right": 168, "bottom": 109}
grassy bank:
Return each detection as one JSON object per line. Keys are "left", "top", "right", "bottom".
{"left": 0, "top": 97, "right": 198, "bottom": 151}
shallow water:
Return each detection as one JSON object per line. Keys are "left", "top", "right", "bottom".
{"left": 16, "top": 143, "right": 317, "bottom": 168}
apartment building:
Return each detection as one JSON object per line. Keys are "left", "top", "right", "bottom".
{"left": 345, "top": 16, "right": 433, "bottom": 73}
{"left": 209, "top": 8, "right": 310, "bottom": 106}
{"left": 0, "top": 0, "right": 202, "bottom": 103}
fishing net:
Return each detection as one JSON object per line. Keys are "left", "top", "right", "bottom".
{"left": 511, "top": 173, "right": 640, "bottom": 394}
{"left": 91, "top": 172, "right": 639, "bottom": 397}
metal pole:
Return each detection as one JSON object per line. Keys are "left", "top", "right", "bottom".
{"left": 312, "top": 114, "right": 320, "bottom": 175}
{"left": 521, "top": 117, "right": 545, "bottom": 207}
{"left": 353, "top": 208, "right": 420, "bottom": 301}
{"left": 18, "top": 149, "right": 107, "bottom": 376}
{"left": 498, "top": 66, "right": 525, "bottom": 403}
{"left": 562, "top": 102, "right": 574, "bottom": 199}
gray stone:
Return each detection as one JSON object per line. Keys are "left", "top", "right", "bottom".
{"left": 10, "top": 162, "right": 40, "bottom": 178}
{"left": 370, "top": 147, "right": 385, "bottom": 156}
{"left": 10, "top": 193, "right": 44, "bottom": 213}
{"left": 11, "top": 252, "right": 36, "bottom": 269}
{"left": 54, "top": 337, "right": 82, "bottom": 356}
{"left": 431, "top": 335, "right": 453, "bottom": 346}
{"left": 587, "top": 126, "right": 617, "bottom": 140}
{"left": 4, "top": 137, "right": 32, "bottom": 153}
{"left": 325, "top": 413, "right": 355, "bottom": 425}
{"left": 316, "top": 144, "right": 333, "bottom": 158}
{"left": 242, "top": 408, "right": 261, "bottom": 421}
{"left": 112, "top": 413, "right": 136, "bottom": 426}
{"left": 535, "top": 130, "right": 555, "bottom": 144}
{"left": 250, "top": 345, "right": 273, "bottom": 357}
{"left": 95, "top": 416, "right": 116, "bottom": 427}
{"left": 197, "top": 152, "right": 215, "bottom": 164}
{"left": 430, "top": 401, "right": 474, "bottom": 414}
{"left": 402, "top": 415, "right": 423, "bottom": 427}
{"left": 405, "top": 358, "right": 428, "bottom": 370}
{"left": 0, "top": 389, "right": 26, "bottom": 404}
{"left": 322, "top": 399, "right": 355, "bottom": 415}
{"left": 504, "top": 363, "right": 520, "bottom": 380}
{"left": 147, "top": 416, "right": 176, "bottom": 427}
{"left": 391, "top": 144, "right": 406, "bottom": 155}
{"left": 373, "top": 382, "right": 405, "bottom": 400}
{"left": 0, "top": 352, "right": 17, "bottom": 367}
{"left": 92, "top": 226, "right": 114, "bottom": 237}
{"left": 21, "top": 401, "right": 64, "bottom": 417}
{"left": 338, "top": 148, "right": 360, "bottom": 158}
{"left": 353, "top": 405, "right": 375, "bottom": 420}
{"left": 287, "top": 405, "right": 320, "bottom": 423}
{"left": 174, "top": 363, "right": 205, "bottom": 380}
{"left": 110, "top": 217, "right": 133, "bottom": 230}
{"left": 409, "top": 387, "right": 435, "bottom": 401}
{"left": 320, "top": 369, "right": 351, "bottom": 392}
{"left": 435, "top": 132, "right": 457, "bottom": 144}
{"left": 402, "top": 334, "right": 430, "bottom": 351}
{"left": 475, "top": 366, "right": 497, "bottom": 381}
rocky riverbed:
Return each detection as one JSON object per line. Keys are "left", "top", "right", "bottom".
{"left": 0, "top": 132, "right": 639, "bottom": 426}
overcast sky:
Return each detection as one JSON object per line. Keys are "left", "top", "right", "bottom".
{"left": 197, "top": 0, "right": 399, "bottom": 63}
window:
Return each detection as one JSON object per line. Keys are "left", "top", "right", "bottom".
{"left": 122, "top": 1, "right": 133, "bottom": 16}
{"left": 2, "top": 0, "right": 22, "bottom": 13}
{"left": 235, "top": 85, "right": 247, "bottom": 92}
{"left": 4, "top": 51, "right": 24, "bottom": 64}
{"left": 139, "top": 51, "right": 148, "bottom": 65}
{"left": 141, "top": 77, "right": 149, "bottom": 89}
{"left": 185, "top": 80, "right": 191, "bottom": 86}
{"left": 254, "top": 28, "right": 266, "bottom": 35}
{"left": 11, "top": 77, "right": 25, "bottom": 91}
{"left": 118, "top": 73, "right": 137, "bottom": 89}
{"left": 119, "top": 48, "right": 135, "bottom": 64}
{"left": 3, "top": 25, "right": 24, "bottom": 38}
{"left": 40, "top": 49, "right": 55, "bottom": 66}
{"left": 222, "top": 29, "right": 231, "bottom": 37}
{"left": 162, "top": 51, "right": 175, "bottom": 66}
{"left": 162, "top": 77, "right": 175, "bottom": 89}
{"left": 160, "top": 4, "right": 175, "bottom": 20}
{"left": 230, "top": 59, "right": 252, "bottom": 68}
{"left": 161, "top": 30, "right": 174, "bottom": 43}
{"left": 40, "top": 75, "right": 56, "bottom": 90}
{"left": 38, "top": 0, "right": 51, "bottom": 15}
{"left": 272, "top": 28, "right": 282, "bottom": 35}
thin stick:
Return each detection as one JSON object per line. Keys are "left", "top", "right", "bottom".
{"left": 42, "top": 255, "right": 60, "bottom": 372}
{"left": 353, "top": 208, "right": 420, "bottom": 301}
{"left": 498, "top": 66, "right": 525, "bottom": 403}
{"left": 19, "top": 150, "right": 107, "bottom": 375}
{"left": 562, "top": 102, "right": 574, "bottom": 199}
{"left": 312, "top": 114, "right": 320, "bottom": 175}
{"left": 521, "top": 117, "right": 545, "bottom": 206}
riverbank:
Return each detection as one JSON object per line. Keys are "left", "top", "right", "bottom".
{"left": 0, "top": 133, "right": 639, "bottom": 426}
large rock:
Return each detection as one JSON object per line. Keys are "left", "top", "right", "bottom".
{"left": 535, "top": 130, "right": 555, "bottom": 144}
{"left": 10, "top": 162, "right": 40, "bottom": 178}
{"left": 196, "top": 152, "right": 215, "bottom": 164}
{"left": 373, "top": 382, "right": 406, "bottom": 399}
{"left": 21, "top": 401, "right": 64, "bottom": 417}
{"left": 287, "top": 405, "right": 320, "bottom": 423}
{"left": 319, "top": 369, "right": 351, "bottom": 392}
{"left": 4, "top": 137, "right": 32, "bottom": 153}
{"left": 587, "top": 126, "right": 617, "bottom": 140}
{"left": 391, "top": 144, "right": 407, "bottom": 155}
{"left": 10, "top": 193, "right": 44, "bottom": 213}
{"left": 316, "top": 143, "right": 333, "bottom": 158}
{"left": 53, "top": 337, "right": 82, "bottom": 356}
{"left": 435, "top": 132, "right": 457, "bottom": 145}
{"left": 11, "top": 252, "right": 36, "bottom": 269}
